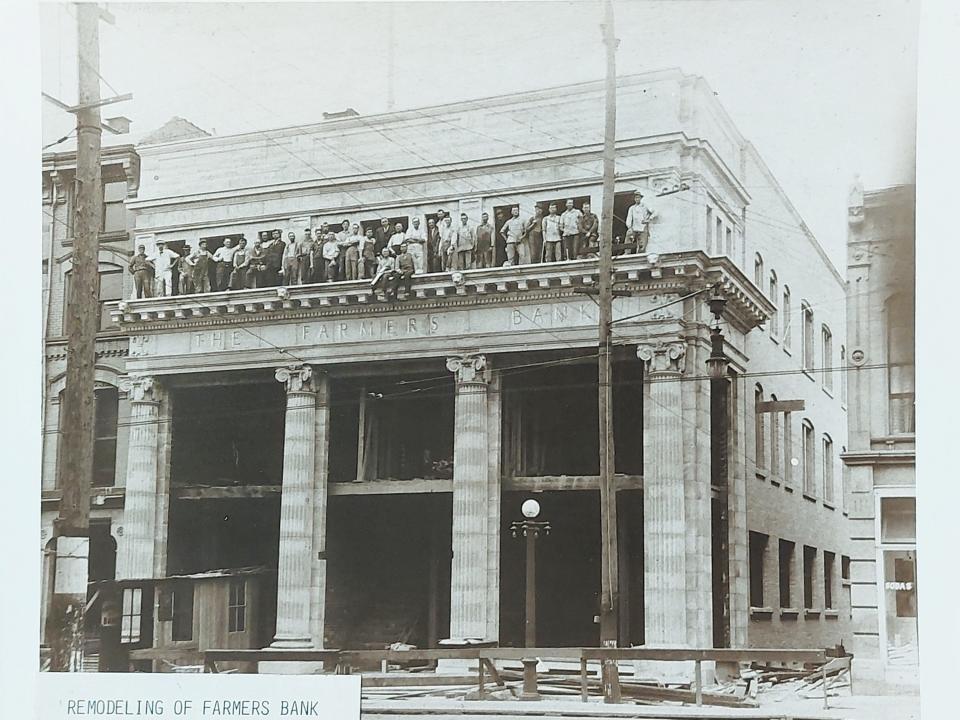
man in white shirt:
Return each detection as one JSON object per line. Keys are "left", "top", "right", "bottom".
{"left": 281, "top": 231, "right": 300, "bottom": 285}
{"left": 454, "top": 213, "right": 476, "bottom": 270}
{"left": 439, "top": 215, "right": 456, "bottom": 271}
{"left": 404, "top": 216, "right": 427, "bottom": 273}
{"left": 541, "top": 203, "right": 563, "bottom": 262}
{"left": 625, "top": 190, "right": 656, "bottom": 253}
{"left": 559, "top": 199, "right": 583, "bottom": 261}
{"left": 388, "top": 222, "right": 407, "bottom": 256}
{"left": 499, "top": 206, "right": 524, "bottom": 266}
{"left": 151, "top": 241, "right": 181, "bottom": 296}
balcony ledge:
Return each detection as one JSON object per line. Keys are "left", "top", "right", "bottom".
{"left": 109, "top": 252, "right": 772, "bottom": 331}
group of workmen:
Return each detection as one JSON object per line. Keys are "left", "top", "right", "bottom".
{"left": 128, "top": 191, "right": 655, "bottom": 301}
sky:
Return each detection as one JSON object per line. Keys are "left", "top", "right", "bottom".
{"left": 39, "top": 0, "right": 919, "bottom": 271}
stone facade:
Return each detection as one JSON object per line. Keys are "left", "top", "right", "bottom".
{"left": 842, "top": 184, "right": 917, "bottom": 692}
{"left": 40, "top": 71, "right": 853, "bottom": 663}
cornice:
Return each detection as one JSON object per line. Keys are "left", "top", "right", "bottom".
{"left": 111, "top": 252, "right": 773, "bottom": 335}
{"left": 840, "top": 449, "right": 916, "bottom": 466}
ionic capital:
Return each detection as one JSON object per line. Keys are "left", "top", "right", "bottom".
{"left": 119, "top": 375, "right": 161, "bottom": 403}
{"left": 637, "top": 341, "right": 687, "bottom": 376}
{"left": 446, "top": 354, "right": 487, "bottom": 384}
{"left": 275, "top": 364, "right": 317, "bottom": 394}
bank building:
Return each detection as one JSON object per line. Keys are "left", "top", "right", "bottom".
{"left": 41, "top": 69, "right": 852, "bottom": 671}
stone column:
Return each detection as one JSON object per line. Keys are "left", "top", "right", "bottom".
{"left": 447, "top": 354, "right": 495, "bottom": 642}
{"left": 116, "top": 376, "right": 163, "bottom": 580}
{"left": 638, "top": 342, "right": 688, "bottom": 646}
{"left": 310, "top": 370, "right": 331, "bottom": 648}
{"left": 272, "top": 364, "right": 319, "bottom": 647}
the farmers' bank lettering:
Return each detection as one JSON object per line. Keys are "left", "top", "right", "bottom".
{"left": 130, "top": 301, "right": 605, "bottom": 357}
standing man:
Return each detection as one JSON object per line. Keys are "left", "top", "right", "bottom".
{"left": 282, "top": 231, "right": 300, "bottom": 285}
{"left": 343, "top": 223, "right": 362, "bottom": 281}
{"left": 128, "top": 245, "right": 154, "bottom": 299}
{"left": 475, "top": 212, "right": 494, "bottom": 269}
{"left": 230, "top": 238, "right": 251, "bottom": 290}
{"left": 579, "top": 201, "right": 599, "bottom": 256}
{"left": 522, "top": 206, "right": 544, "bottom": 265}
{"left": 559, "top": 199, "right": 583, "bottom": 260}
{"left": 541, "top": 202, "right": 563, "bottom": 263}
{"left": 184, "top": 239, "right": 214, "bottom": 293}
{"left": 426, "top": 217, "right": 441, "bottom": 273}
{"left": 388, "top": 221, "right": 407, "bottom": 256}
{"left": 405, "top": 216, "right": 427, "bottom": 273}
{"left": 310, "top": 228, "right": 327, "bottom": 283}
{"left": 361, "top": 227, "right": 378, "bottom": 280}
{"left": 625, "top": 190, "right": 656, "bottom": 253}
{"left": 322, "top": 232, "right": 340, "bottom": 282}
{"left": 499, "top": 206, "right": 524, "bottom": 266}
{"left": 212, "top": 237, "right": 238, "bottom": 291}
{"left": 374, "top": 217, "right": 393, "bottom": 256}
{"left": 179, "top": 245, "right": 194, "bottom": 294}
{"left": 151, "top": 240, "right": 181, "bottom": 297}
{"left": 297, "top": 228, "right": 314, "bottom": 284}
{"left": 454, "top": 213, "right": 476, "bottom": 270}
{"left": 439, "top": 215, "right": 456, "bottom": 271}
{"left": 336, "top": 220, "right": 351, "bottom": 279}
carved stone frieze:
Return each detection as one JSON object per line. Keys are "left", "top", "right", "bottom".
{"left": 446, "top": 354, "right": 487, "bottom": 384}
{"left": 637, "top": 341, "right": 687, "bottom": 375}
{"left": 275, "top": 364, "right": 318, "bottom": 394}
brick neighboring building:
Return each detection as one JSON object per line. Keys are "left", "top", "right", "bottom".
{"left": 41, "top": 70, "right": 853, "bottom": 671}
{"left": 842, "top": 184, "right": 917, "bottom": 692}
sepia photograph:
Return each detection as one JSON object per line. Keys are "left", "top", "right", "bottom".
{"left": 20, "top": 0, "right": 938, "bottom": 717}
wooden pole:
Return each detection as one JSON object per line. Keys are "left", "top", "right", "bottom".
{"left": 47, "top": 1, "right": 105, "bottom": 672}
{"left": 598, "top": 0, "right": 621, "bottom": 703}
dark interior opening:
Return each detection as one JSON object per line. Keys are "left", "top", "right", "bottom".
{"left": 171, "top": 383, "right": 285, "bottom": 487}
{"left": 500, "top": 491, "right": 601, "bottom": 648}
{"left": 329, "top": 375, "right": 455, "bottom": 483}
{"left": 325, "top": 494, "right": 451, "bottom": 650}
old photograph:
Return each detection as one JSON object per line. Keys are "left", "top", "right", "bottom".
{"left": 32, "top": 0, "right": 926, "bottom": 717}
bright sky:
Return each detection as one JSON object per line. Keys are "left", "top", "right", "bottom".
{"left": 40, "top": 1, "right": 919, "bottom": 271}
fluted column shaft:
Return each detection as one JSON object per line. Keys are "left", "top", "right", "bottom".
{"left": 116, "top": 376, "right": 162, "bottom": 580}
{"left": 639, "top": 343, "right": 688, "bottom": 645}
{"left": 272, "top": 365, "right": 319, "bottom": 647}
{"left": 447, "top": 354, "right": 493, "bottom": 641}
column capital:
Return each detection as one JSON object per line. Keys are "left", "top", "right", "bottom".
{"left": 275, "top": 364, "right": 318, "bottom": 394}
{"left": 446, "top": 354, "right": 487, "bottom": 384}
{"left": 637, "top": 341, "right": 686, "bottom": 376}
{"left": 118, "top": 375, "right": 161, "bottom": 403}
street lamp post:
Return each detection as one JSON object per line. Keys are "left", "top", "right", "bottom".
{"left": 511, "top": 498, "right": 550, "bottom": 701}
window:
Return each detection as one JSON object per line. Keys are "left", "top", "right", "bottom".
{"left": 769, "top": 271, "right": 779, "bottom": 337}
{"left": 754, "top": 385, "right": 766, "bottom": 473}
{"left": 749, "top": 532, "right": 768, "bottom": 607}
{"left": 887, "top": 294, "right": 915, "bottom": 434}
{"left": 803, "top": 545, "right": 817, "bottom": 609}
{"left": 228, "top": 579, "right": 246, "bottom": 632}
{"left": 782, "top": 286, "right": 792, "bottom": 349}
{"left": 64, "top": 268, "right": 124, "bottom": 334}
{"left": 102, "top": 181, "right": 128, "bottom": 234}
{"left": 840, "top": 345, "right": 848, "bottom": 404}
{"left": 842, "top": 555, "right": 852, "bottom": 619}
{"left": 754, "top": 253, "right": 764, "bottom": 288}
{"left": 121, "top": 587, "right": 142, "bottom": 644}
{"left": 93, "top": 387, "right": 119, "bottom": 487}
{"left": 822, "top": 435, "right": 834, "bottom": 503}
{"left": 171, "top": 583, "right": 194, "bottom": 641}
{"left": 824, "top": 551, "right": 836, "bottom": 609}
{"left": 725, "top": 227, "right": 733, "bottom": 256}
{"left": 880, "top": 497, "right": 917, "bottom": 543}
{"left": 822, "top": 325, "right": 833, "bottom": 391}
{"left": 802, "top": 419, "right": 815, "bottom": 495}
{"left": 802, "top": 302, "right": 815, "bottom": 371}
{"left": 705, "top": 207, "right": 713, "bottom": 252}
{"left": 769, "top": 394, "right": 781, "bottom": 478}
{"left": 783, "top": 411, "right": 793, "bottom": 485}
{"left": 715, "top": 217, "right": 723, "bottom": 256}
{"left": 778, "top": 539, "right": 795, "bottom": 608}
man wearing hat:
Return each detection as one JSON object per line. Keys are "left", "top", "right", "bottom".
{"left": 625, "top": 190, "right": 656, "bottom": 254}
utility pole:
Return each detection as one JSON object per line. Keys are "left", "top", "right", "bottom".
{"left": 598, "top": 0, "right": 621, "bottom": 703}
{"left": 47, "top": 1, "right": 107, "bottom": 672}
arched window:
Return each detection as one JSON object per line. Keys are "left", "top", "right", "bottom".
{"left": 64, "top": 266, "right": 124, "bottom": 332}
{"left": 801, "top": 301, "right": 815, "bottom": 371}
{"left": 769, "top": 271, "right": 779, "bottom": 337}
{"left": 754, "top": 253, "right": 764, "bottom": 288}
{"left": 821, "top": 324, "right": 833, "bottom": 391}
{"left": 801, "top": 419, "right": 816, "bottom": 495}
{"left": 754, "top": 384, "right": 766, "bottom": 473}
{"left": 822, "top": 434, "right": 835, "bottom": 504}
{"left": 782, "top": 285, "right": 792, "bottom": 349}
{"left": 770, "top": 393, "right": 781, "bottom": 478}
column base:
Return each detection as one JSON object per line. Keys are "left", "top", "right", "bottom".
{"left": 519, "top": 658, "right": 541, "bottom": 701}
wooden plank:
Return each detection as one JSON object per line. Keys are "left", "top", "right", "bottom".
{"left": 328, "top": 478, "right": 452, "bottom": 495}
{"left": 581, "top": 647, "right": 826, "bottom": 663}
{"left": 505, "top": 475, "right": 643, "bottom": 492}
{"left": 360, "top": 674, "right": 475, "bottom": 688}
{"left": 757, "top": 399, "right": 805, "bottom": 413}
{"left": 174, "top": 485, "right": 281, "bottom": 500}
{"left": 204, "top": 648, "right": 341, "bottom": 663}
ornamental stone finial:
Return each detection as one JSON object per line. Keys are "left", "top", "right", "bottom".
{"left": 446, "top": 354, "right": 487, "bottom": 384}
{"left": 637, "top": 341, "right": 687, "bottom": 375}
{"left": 275, "top": 364, "right": 316, "bottom": 394}
{"left": 119, "top": 375, "right": 160, "bottom": 403}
